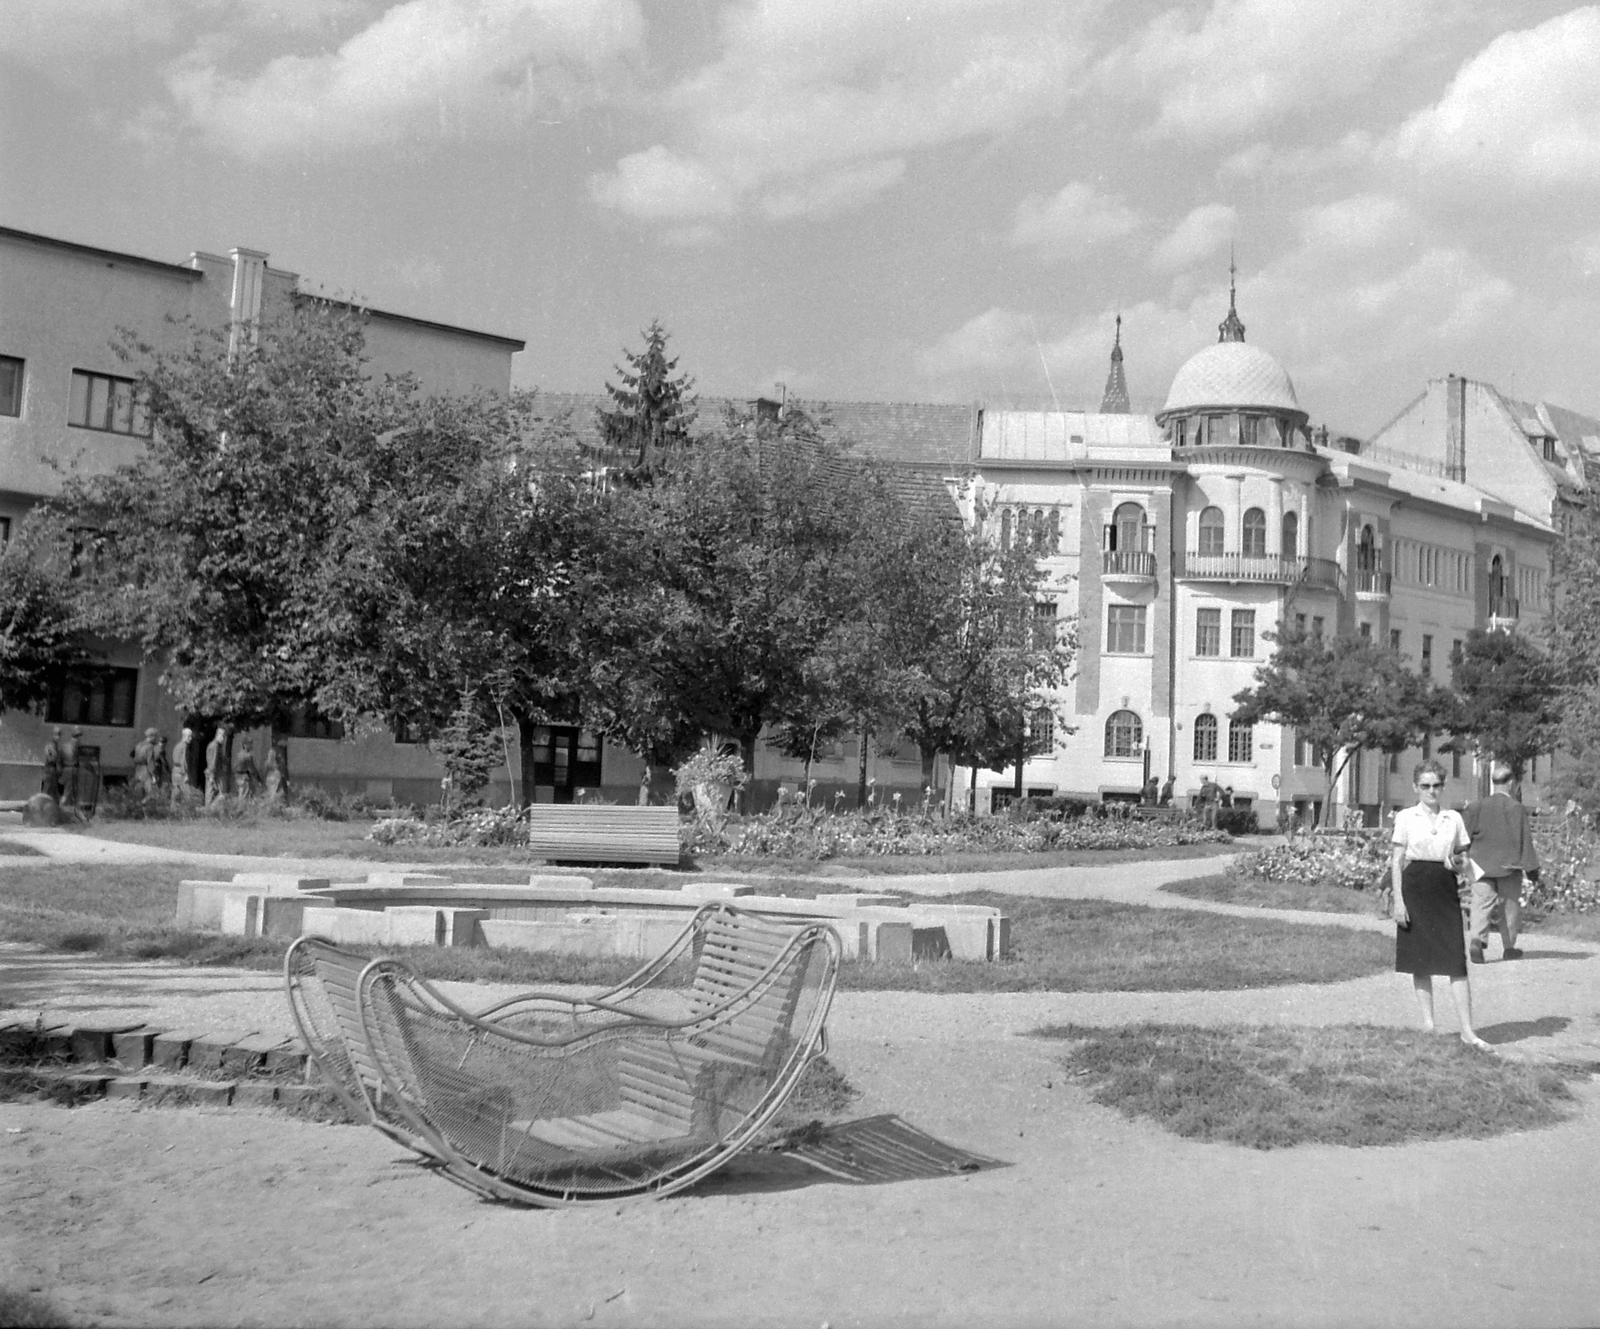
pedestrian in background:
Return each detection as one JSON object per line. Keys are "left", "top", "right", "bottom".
{"left": 1464, "top": 762, "right": 1540, "bottom": 963}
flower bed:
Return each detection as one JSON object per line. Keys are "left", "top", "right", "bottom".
{"left": 1236, "top": 832, "right": 1389, "bottom": 894}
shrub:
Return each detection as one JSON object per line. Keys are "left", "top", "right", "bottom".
{"left": 1213, "top": 808, "right": 1261, "bottom": 836}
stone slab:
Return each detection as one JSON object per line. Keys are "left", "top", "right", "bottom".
{"left": 150, "top": 1030, "right": 206, "bottom": 1072}
{"left": 815, "top": 894, "right": 903, "bottom": 910}
{"left": 263, "top": 1041, "right": 309, "bottom": 1075}
{"left": 111, "top": 1028, "right": 156, "bottom": 1068}
{"left": 174, "top": 880, "right": 235, "bottom": 930}
{"left": 230, "top": 874, "right": 331, "bottom": 894}
{"left": 220, "top": 892, "right": 262, "bottom": 939}
{"left": 221, "top": 1035, "right": 289, "bottom": 1076}
{"left": 440, "top": 907, "right": 487, "bottom": 947}
{"left": 105, "top": 1077, "right": 147, "bottom": 1101}
{"left": 385, "top": 905, "right": 445, "bottom": 947}
{"left": 261, "top": 897, "right": 312, "bottom": 939}
{"left": 872, "top": 921, "right": 914, "bottom": 964}
{"left": 232, "top": 1082, "right": 279, "bottom": 1107}
{"left": 61, "top": 1074, "right": 109, "bottom": 1098}
{"left": 186, "top": 1031, "right": 247, "bottom": 1073}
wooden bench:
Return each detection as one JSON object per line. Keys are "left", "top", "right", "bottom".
{"left": 523, "top": 804, "right": 681, "bottom": 866}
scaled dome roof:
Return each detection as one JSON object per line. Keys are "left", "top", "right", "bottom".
{"left": 1161, "top": 341, "right": 1304, "bottom": 420}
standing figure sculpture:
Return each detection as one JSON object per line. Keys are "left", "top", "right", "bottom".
{"left": 130, "top": 728, "right": 157, "bottom": 799}
{"left": 152, "top": 733, "right": 171, "bottom": 796}
{"left": 205, "top": 724, "right": 231, "bottom": 805}
{"left": 263, "top": 736, "right": 289, "bottom": 803}
{"left": 59, "top": 727, "right": 82, "bottom": 813}
{"left": 40, "top": 726, "right": 62, "bottom": 801}
{"left": 232, "top": 736, "right": 263, "bottom": 800}
{"left": 170, "top": 727, "right": 195, "bottom": 804}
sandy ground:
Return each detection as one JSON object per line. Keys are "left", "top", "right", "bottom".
{"left": 5, "top": 832, "right": 1600, "bottom": 1326}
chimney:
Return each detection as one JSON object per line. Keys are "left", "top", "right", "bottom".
{"left": 228, "top": 248, "right": 269, "bottom": 357}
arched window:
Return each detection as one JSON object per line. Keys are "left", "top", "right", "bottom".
{"left": 1031, "top": 509, "right": 1048, "bottom": 550}
{"left": 1112, "top": 502, "right": 1145, "bottom": 553}
{"left": 1198, "top": 506, "right": 1225, "bottom": 556}
{"left": 1281, "top": 510, "right": 1299, "bottom": 560}
{"left": 1490, "top": 553, "right": 1506, "bottom": 598}
{"left": 1357, "top": 524, "right": 1376, "bottom": 572}
{"left": 1048, "top": 507, "right": 1061, "bottom": 553}
{"left": 1242, "top": 507, "right": 1266, "bottom": 557}
{"left": 1000, "top": 508, "right": 1013, "bottom": 551}
{"left": 1193, "top": 713, "right": 1218, "bottom": 762}
{"left": 1104, "top": 710, "right": 1142, "bottom": 759}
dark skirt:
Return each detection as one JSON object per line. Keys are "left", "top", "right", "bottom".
{"left": 1395, "top": 860, "right": 1467, "bottom": 978}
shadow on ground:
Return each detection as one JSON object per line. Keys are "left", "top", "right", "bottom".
{"left": 1479, "top": 1016, "right": 1572, "bottom": 1045}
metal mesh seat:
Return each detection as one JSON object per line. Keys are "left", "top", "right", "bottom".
{"left": 287, "top": 904, "right": 841, "bottom": 1206}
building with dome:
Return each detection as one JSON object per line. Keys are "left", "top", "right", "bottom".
{"left": 943, "top": 278, "right": 1561, "bottom": 826}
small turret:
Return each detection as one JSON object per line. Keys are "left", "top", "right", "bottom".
{"left": 1099, "top": 314, "right": 1130, "bottom": 414}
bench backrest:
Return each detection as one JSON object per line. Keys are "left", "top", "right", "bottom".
{"left": 687, "top": 910, "right": 817, "bottom": 1070}
{"left": 523, "top": 805, "right": 681, "bottom": 864}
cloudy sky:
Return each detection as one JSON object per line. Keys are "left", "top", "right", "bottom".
{"left": 3, "top": 1, "right": 1598, "bottom": 432}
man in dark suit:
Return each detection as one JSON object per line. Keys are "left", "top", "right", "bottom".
{"left": 1464, "top": 763, "right": 1540, "bottom": 963}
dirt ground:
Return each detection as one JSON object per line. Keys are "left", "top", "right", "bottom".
{"left": 5, "top": 829, "right": 1600, "bottom": 1327}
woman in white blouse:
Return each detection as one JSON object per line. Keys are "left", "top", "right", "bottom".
{"left": 1391, "top": 759, "right": 1492, "bottom": 1050}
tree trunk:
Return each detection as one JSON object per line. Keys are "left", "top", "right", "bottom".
{"left": 920, "top": 747, "right": 937, "bottom": 803}
{"left": 740, "top": 732, "right": 757, "bottom": 814}
{"left": 515, "top": 714, "right": 539, "bottom": 811}
{"left": 1012, "top": 727, "right": 1026, "bottom": 799}
{"left": 856, "top": 723, "right": 871, "bottom": 809}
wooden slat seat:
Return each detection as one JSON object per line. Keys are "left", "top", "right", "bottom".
{"left": 523, "top": 805, "right": 680, "bottom": 865}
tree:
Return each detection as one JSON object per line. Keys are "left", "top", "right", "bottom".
{"left": 1232, "top": 628, "right": 1450, "bottom": 827}
{"left": 597, "top": 320, "right": 697, "bottom": 470}
{"left": 1546, "top": 499, "right": 1600, "bottom": 811}
{"left": 0, "top": 527, "right": 91, "bottom": 715}
{"left": 580, "top": 404, "right": 926, "bottom": 797}
{"left": 1441, "top": 629, "right": 1561, "bottom": 782}
{"left": 50, "top": 302, "right": 408, "bottom": 731}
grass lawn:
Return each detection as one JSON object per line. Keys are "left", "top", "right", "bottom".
{"left": 1526, "top": 910, "right": 1600, "bottom": 943}
{"left": 0, "top": 841, "right": 45, "bottom": 857}
{"left": 1160, "top": 872, "right": 1384, "bottom": 915}
{"left": 705, "top": 839, "right": 1240, "bottom": 877}
{"left": 1037, "top": 1021, "right": 1592, "bottom": 1148}
{"left": 0, "top": 1289, "right": 71, "bottom": 1329}
{"left": 0, "top": 864, "right": 1391, "bottom": 994}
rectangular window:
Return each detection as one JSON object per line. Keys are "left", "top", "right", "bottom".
{"left": 1228, "top": 721, "right": 1253, "bottom": 763}
{"left": 0, "top": 356, "right": 22, "bottom": 416}
{"left": 1229, "top": 610, "right": 1255, "bottom": 658}
{"left": 1295, "top": 613, "right": 1307, "bottom": 633}
{"left": 1390, "top": 750, "right": 1399, "bottom": 773}
{"left": 1389, "top": 628, "right": 1401, "bottom": 651}
{"left": 1030, "top": 707, "right": 1055, "bottom": 753}
{"left": 0, "top": 516, "right": 9, "bottom": 548}
{"left": 1312, "top": 616, "right": 1324, "bottom": 639}
{"left": 47, "top": 667, "right": 139, "bottom": 728}
{"left": 284, "top": 704, "right": 345, "bottom": 741}
{"left": 1421, "top": 634, "right": 1433, "bottom": 677}
{"left": 1196, "top": 607, "right": 1221, "bottom": 657}
{"left": 1452, "top": 747, "right": 1462, "bottom": 778}
{"left": 1107, "top": 605, "right": 1147, "bottom": 654}
{"left": 1452, "top": 639, "right": 1462, "bottom": 675}
{"left": 1033, "top": 601, "right": 1058, "bottom": 648}
{"left": 67, "top": 369, "right": 151, "bottom": 436}
{"left": 1359, "top": 623, "right": 1372, "bottom": 639}
{"left": 1293, "top": 730, "right": 1307, "bottom": 766}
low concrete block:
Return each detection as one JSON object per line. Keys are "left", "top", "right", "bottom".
{"left": 220, "top": 892, "right": 262, "bottom": 939}
{"left": 932, "top": 916, "right": 989, "bottom": 961}
{"left": 187, "top": 1081, "right": 235, "bottom": 1107}
{"left": 261, "top": 897, "right": 312, "bottom": 939}
{"left": 230, "top": 874, "right": 331, "bottom": 894}
{"left": 185, "top": 1032, "right": 247, "bottom": 1074}
{"left": 365, "top": 872, "right": 451, "bottom": 888}
{"left": 439, "top": 908, "right": 487, "bottom": 947}
{"left": 480, "top": 916, "right": 622, "bottom": 958}
{"left": 111, "top": 1028, "right": 156, "bottom": 1068}
{"left": 911, "top": 926, "right": 953, "bottom": 961}
{"left": 814, "top": 893, "right": 902, "bottom": 910}
{"left": 871, "top": 921, "right": 914, "bottom": 964}
{"left": 529, "top": 874, "right": 594, "bottom": 890}
{"left": 679, "top": 882, "right": 757, "bottom": 899}
{"left": 232, "top": 1082, "right": 279, "bottom": 1107}
{"left": 105, "top": 1077, "right": 146, "bottom": 1100}
{"left": 385, "top": 906, "right": 445, "bottom": 947}
{"left": 300, "top": 905, "right": 387, "bottom": 946}
{"left": 612, "top": 910, "right": 692, "bottom": 959}
{"left": 175, "top": 880, "right": 236, "bottom": 930}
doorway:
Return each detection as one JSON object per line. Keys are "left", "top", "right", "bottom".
{"left": 529, "top": 725, "right": 603, "bottom": 802}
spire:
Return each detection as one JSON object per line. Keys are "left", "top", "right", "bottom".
{"left": 1099, "top": 313, "right": 1130, "bottom": 413}
{"left": 1218, "top": 249, "right": 1245, "bottom": 342}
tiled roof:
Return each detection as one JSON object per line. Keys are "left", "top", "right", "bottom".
{"left": 523, "top": 392, "right": 977, "bottom": 470}
{"left": 1161, "top": 342, "right": 1302, "bottom": 418}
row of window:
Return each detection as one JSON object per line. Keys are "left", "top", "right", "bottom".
{"left": 998, "top": 506, "right": 1062, "bottom": 555}
{"left": 1108, "top": 606, "right": 1257, "bottom": 657}
{"left": 1102, "top": 709, "right": 1254, "bottom": 763}
{"left": 0, "top": 357, "right": 152, "bottom": 437}
{"left": 1390, "top": 537, "right": 1473, "bottom": 595}
{"left": 1195, "top": 505, "right": 1298, "bottom": 558}
{"left": 1171, "top": 412, "right": 1300, "bottom": 450}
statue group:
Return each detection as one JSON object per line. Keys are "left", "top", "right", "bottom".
{"left": 42, "top": 720, "right": 290, "bottom": 810}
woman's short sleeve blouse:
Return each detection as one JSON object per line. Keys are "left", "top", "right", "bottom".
{"left": 1391, "top": 805, "right": 1469, "bottom": 864}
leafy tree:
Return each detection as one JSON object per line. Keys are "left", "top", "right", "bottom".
{"left": 597, "top": 319, "right": 697, "bottom": 469}
{"left": 1440, "top": 629, "right": 1561, "bottom": 782}
{"left": 1232, "top": 628, "right": 1450, "bottom": 827}
{"left": 49, "top": 302, "right": 406, "bottom": 730}
{"left": 0, "top": 527, "right": 91, "bottom": 715}
{"left": 1545, "top": 500, "right": 1600, "bottom": 811}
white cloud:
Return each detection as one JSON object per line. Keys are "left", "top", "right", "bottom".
{"left": 590, "top": 146, "right": 736, "bottom": 222}
{"left": 1149, "top": 204, "right": 1235, "bottom": 272}
{"left": 1011, "top": 182, "right": 1143, "bottom": 262}
{"left": 1295, "top": 194, "right": 1411, "bottom": 252}
{"left": 1103, "top": 0, "right": 1445, "bottom": 140}
{"left": 590, "top": 0, "right": 1095, "bottom": 225}
{"left": 168, "top": 0, "right": 645, "bottom": 155}
{"left": 1216, "top": 131, "right": 1374, "bottom": 181}
{"left": 1389, "top": 7, "right": 1600, "bottom": 190}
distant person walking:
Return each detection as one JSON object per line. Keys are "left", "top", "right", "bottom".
{"left": 1464, "top": 763, "right": 1540, "bottom": 963}
{"left": 1391, "top": 759, "right": 1492, "bottom": 1050}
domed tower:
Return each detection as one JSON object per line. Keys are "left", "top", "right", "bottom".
{"left": 1157, "top": 270, "right": 1309, "bottom": 450}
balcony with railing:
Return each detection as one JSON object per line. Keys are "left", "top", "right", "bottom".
{"left": 1354, "top": 569, "right": 1391, "bottom": 600}
{"left": 1183, "top": 552, "right": 1344, "bottom": 589}
{"left": 1487, "top": 594, "right": 1520, "bottom": 629}
{"left": 1100, "top": 549, "right": 1159, "bottom": 581}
